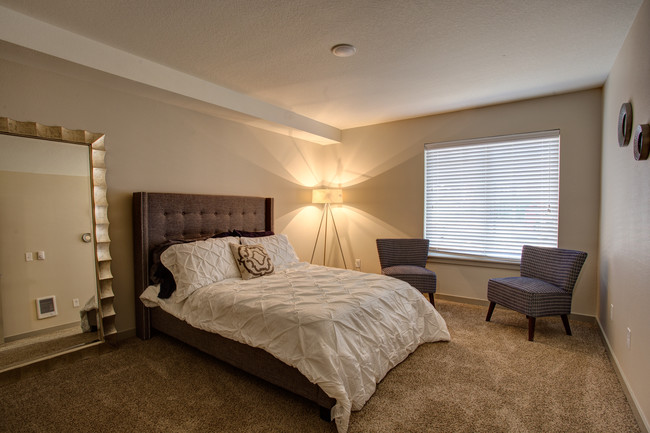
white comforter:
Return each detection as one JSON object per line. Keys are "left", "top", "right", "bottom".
{"left": 141, "top": 262, "right": 450, "bottom": 432}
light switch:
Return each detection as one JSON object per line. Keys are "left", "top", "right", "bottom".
{"left": 25, "top": 252, "right": 33, "bottom": 262}
{"left": 37, "top": 251, "right": 45, "bottom": 260}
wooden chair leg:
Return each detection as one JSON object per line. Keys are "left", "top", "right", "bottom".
{"left": 561, "top": 314, "right": 572, "bottom": 336}
{"left": 429, "top": 293, "right": 435, "bottom": 307}
{"left": 486, "top": 302, "right": 496, "bottom": 321}
{"left": 528, "top": 316, "right": 536, "bottom": 341}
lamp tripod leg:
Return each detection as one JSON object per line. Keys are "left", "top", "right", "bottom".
{"left": 323, "top": 205, "right": 328, "bottom": 264}
{"left": 310, "top": 206, "right": 327, "bottom": 263}
{"left": 328, "top": 205, "right": 347, "bottom": 269}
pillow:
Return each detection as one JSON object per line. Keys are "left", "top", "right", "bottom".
{"left": 233, "top": 229, "right": 275, "bottom": 238}
{"left": 150, "top": 237, "right": 207, "bottom": 299}
{"left": 150, "top": 232, "right": 237, "bottom": 298}
{"left": 160, "top": 236, "right": 240, "bottom": 302}
{"left": 240, "top": 234, "right": 299, "bottom": 270}
{"left": 229, "top": 243, "right": 274, "bottom": 280}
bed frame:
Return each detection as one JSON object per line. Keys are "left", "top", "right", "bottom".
{"left": 133, "top": 192, "right": 335, "bottom": 419}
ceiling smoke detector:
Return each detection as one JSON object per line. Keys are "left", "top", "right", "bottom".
{"left": 331, "top": 44, "right": 357, "bottom": 57}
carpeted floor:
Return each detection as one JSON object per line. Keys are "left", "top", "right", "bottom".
{"left": 0, "top": 300, "right": 641, "bottom": 433}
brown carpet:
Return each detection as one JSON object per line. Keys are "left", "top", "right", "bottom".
{"left": 0, "top": 300, "right": 641, "bottom": 433}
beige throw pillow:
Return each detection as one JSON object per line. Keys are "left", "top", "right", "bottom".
{"left": 240, "top": 234, "right": 299, "bottom": 270}
{"left": 230, "top": 243, "right": 275, "bottom": 280}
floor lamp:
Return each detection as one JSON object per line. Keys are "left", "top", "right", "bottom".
{"left": 310, "top": 188, "right": 347, "bottom": 269}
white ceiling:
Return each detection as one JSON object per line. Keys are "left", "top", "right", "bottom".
{"left": 0, "top": 0, "right": 644, "bottom": 138}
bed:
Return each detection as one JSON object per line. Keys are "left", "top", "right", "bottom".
{"left": 133, "top": 192, "right": 450, "bottom": 433}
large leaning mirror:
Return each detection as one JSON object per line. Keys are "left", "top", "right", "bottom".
{"left": 0, "top": 117, "right": 115, "bottom": 372}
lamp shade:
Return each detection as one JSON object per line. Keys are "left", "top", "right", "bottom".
{"left": 312, "top": 188, "right": 343, "bottom": 204}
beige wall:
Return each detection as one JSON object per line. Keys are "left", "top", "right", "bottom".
{"left": 600, "top": 0, "right": 650, "bottom": 427}
{"left": 338, "top": 89, "right": 603, "bottom": 315}
{"left": 0, "top": 170, "right": 96, "bottom": 337}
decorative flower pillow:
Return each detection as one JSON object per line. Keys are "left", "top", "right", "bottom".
{"left": 229, "top": 243, "right": 275, "bottom": 280}
{"left": 240, "top": 234, "right": 299, "bottom": 270}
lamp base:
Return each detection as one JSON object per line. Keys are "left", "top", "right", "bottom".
{"left": 310, "top": 203, "right": 347, "bottom": 269}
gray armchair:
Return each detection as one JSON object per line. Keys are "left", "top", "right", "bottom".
{"left": 485, "top": 245, "right": 587, "bottom": 341}
{"left": 376, "top": 238, "right": 436, "bottom": 306}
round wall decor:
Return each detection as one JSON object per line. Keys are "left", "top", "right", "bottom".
{"left": 618, "top": 102, "right": 633, "bottom": 147}
{"left": 633, "top": 124, "right": 649, "bottom": 161}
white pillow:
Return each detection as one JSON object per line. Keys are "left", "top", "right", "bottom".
{"left": 160, "top": 236, "right": 240, "bottom": 302}
{"left": 240, "top": 233, "right": 299, "bottom": 270}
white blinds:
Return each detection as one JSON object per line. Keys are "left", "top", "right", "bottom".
{"left": 424, "top": 130, "right": 560, "bottom": 261}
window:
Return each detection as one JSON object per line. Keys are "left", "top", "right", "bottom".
{"left": 424, "top": 130, "right": 560, "bottom": 262}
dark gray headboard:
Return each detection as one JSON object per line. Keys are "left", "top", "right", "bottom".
{"left": 132, "top": 192, "right": 274, "bottom": 337}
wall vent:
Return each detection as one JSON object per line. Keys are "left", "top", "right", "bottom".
{"left": 36, "top": 296, "right": 58, "bottom": 319}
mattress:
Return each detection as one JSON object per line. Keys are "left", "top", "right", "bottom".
{"left": 141, "top": 262, "right": 450, "bottom": 433}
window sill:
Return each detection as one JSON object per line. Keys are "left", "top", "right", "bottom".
{"left": 427, "top": 254, "right": 520, "bottom": 271}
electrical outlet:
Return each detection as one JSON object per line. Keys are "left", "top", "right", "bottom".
{"left": 25, "top": 252, "right": 33, "bottom": 262}
{"left": 37, "top": 250, "right": 45, "bottom": 260}
{"left": 626, "top": 327, "right": 631, "bottom": 350}
{"left": 73, "top": 298, "right": 80, "bottom": 308}
{"left": 610, "top": 304, "right": 614, "bottom": 321}
{"left": 355, "top": 258, "right": 361, "bottom": 269}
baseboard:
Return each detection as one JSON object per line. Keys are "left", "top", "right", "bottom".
{"left": 435, "top": 293, "right": 595, "bottom": 323}
{"left": 435, "top": 293, "right": 489, "bottom": 307}
{"left": 4, "top": 321, "right": 79, "bottom": 342}
{"left": 596, "top": 319, "right": 649, "bottom": 433}
{"left": 114, "top": 328, "right": 136, "bottom": 342}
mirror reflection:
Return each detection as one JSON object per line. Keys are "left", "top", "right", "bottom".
{"left": 0, "top": 133, "right": 100, "bottom": 370}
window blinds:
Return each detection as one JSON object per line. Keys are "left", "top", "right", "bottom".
{"left": 424, "top": 130, "right": 560, "bottom": 262}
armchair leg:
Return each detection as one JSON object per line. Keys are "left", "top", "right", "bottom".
{"left": 429, "top": 293, "right": 435, "bottom": 307}
{"left": 486, "top": 302, "right": 496, "bottom": 321}
{"left": 561, "top": 314, "right": 572, "bottom": 336}
{"left": 528, "top": 316, "right": 536, "bottom": 341}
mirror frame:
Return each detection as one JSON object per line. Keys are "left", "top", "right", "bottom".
{"left": 0, "top": 116, "right": 115, "bottom": 341}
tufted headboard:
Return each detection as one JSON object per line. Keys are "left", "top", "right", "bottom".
{"left": 132, "top": 192, "right": 274, "bottom": 337}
